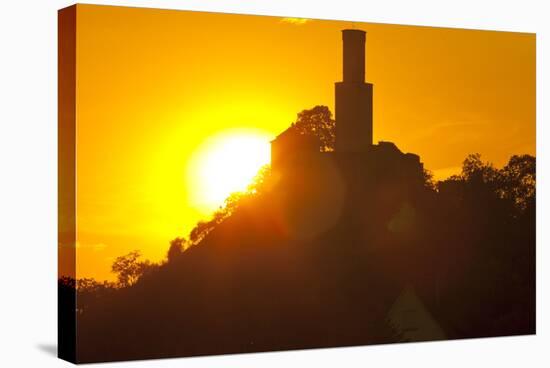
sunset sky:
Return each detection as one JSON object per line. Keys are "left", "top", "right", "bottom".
{"left": 70, "top": 4, "right": 535, "bottom": 281}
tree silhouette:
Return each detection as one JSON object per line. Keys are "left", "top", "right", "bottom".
{"left": 290, "top": 105, "right": 336, "bottom": 151}
{"left": 461, "top": 153, "right": 499, "bottom": 183}
{"left": 75, "top": 278, "right": 116, "bottom": 314}
{"left": 166, "top": 237, "right": 186, "bottom": 262}
{"left": 499, "top": 154, "right": 536, "bottom": 210}
{"left": 111, "top": 250, "right": 154, "bottom": 288}
{"left": 439, "top": 153, "right": 535, "bottom": 213}
{"left": 422, "top": 168, "right": 436, "bottom": 191}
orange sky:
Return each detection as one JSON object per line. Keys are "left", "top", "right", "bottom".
{"left": 70, "top": 4, "right": 535, "bottom": 281}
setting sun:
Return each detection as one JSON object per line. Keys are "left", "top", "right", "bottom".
{"left": 187, "top": 130, "right": 272, "bottom": 211}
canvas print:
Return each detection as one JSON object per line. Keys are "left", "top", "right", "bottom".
{"left": 58, "top": 4, "right": 536, "bottom": 363}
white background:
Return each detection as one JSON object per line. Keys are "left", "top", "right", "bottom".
{"left": 0, "top": 0, "right": 547, "bottom": 366}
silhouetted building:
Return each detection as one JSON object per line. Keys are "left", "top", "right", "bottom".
{"left": 271, "top": 29, "right": 424, "bottom": 198}
{"left": 336, "top": 29, "right": 373, "bottom": 152}
{"left": 265, "top": 31, "right": 437, "bottom": 342}
{"left": 271, "top": 128, "right": 321, "bottom": 171}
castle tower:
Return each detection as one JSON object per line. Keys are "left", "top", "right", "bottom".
{"left": 335, "top": 29, "right": 373, "bottom": 152}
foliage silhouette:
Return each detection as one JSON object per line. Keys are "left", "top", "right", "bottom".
{"left": 187, "top": 164, "right": 272, "bottom": 246}
{"left": 290, "top": 105, "right": 336, "bottom": 152}
{"left": 60, "top": 111, "right": 535, "bottom": 362}
{"left": 111, "top": 251, "right": 158, "bottom": 288}
{"left": 166, "top": 237, "right": 186, "bottom": 262}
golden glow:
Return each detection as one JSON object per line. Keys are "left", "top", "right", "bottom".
{"left": 70, "top": 4, "right": 535, "bottom": 281}
{"left": 187, "top": 130, "right": 272, "bottom": 212}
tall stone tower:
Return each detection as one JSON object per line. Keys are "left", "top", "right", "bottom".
{"left": 335, "top": 29, "right": 373, "bottom": 152}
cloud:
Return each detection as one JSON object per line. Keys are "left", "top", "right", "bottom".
{"left": 73, "top": 241, "right": 108, "bottom": 252}
{"left": 280, "top": 18, "right": 311, "bottom": 25}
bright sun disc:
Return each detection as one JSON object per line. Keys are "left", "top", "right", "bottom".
{"left": 188, "top": 130, "right": 272, "bottom": 211}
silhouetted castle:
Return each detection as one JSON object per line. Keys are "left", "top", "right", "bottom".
{"left": 270, "top": 30, "right": 425, "bottom": 239}
{"left": 65, "top": 23, "right": 535, "bottom": 364}
{"left": 272, "top": 29, "right": 423, "bottom": 180}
